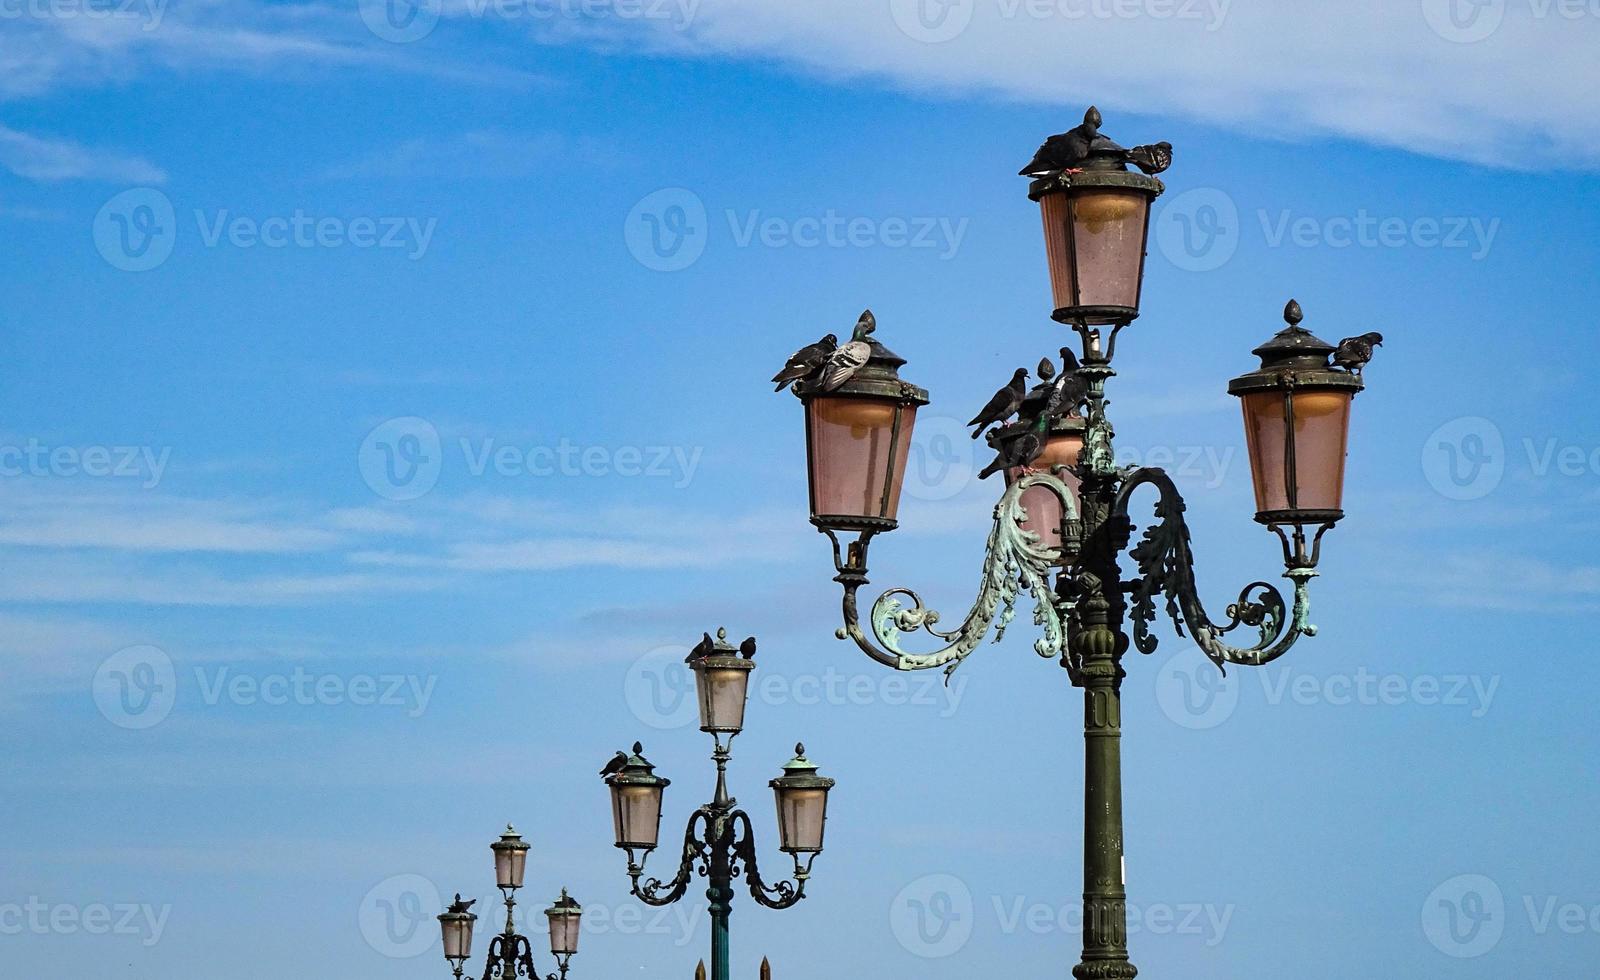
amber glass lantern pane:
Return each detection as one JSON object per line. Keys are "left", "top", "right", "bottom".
{"left": 1040, "top": 189, "right": 1150, "bottom": 319}
{"left": 693, "top": 660, "right": 752, "bottom": 734}
{"left": 439, "top": 913, "right": 475, "bottom": 961}
{"left": 1004, "top": 430, "right": 1083, "bottom": 551}
{"left": 807, "top": 396, "right": 917, "bottom": 521}
{"left": 774, "top": 785, "right": 830, "bottom": 853}
{"left": 1241, "top": 389, "right": 1352, "bottom": 514}
{"left": 609, "top": 783, "right": 665, "bottom": 850}
{"left": 545, "top": 901, "right": 581, "bottom": 956}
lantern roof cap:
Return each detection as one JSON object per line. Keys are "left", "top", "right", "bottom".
{"left": 1229, "top": 300, "right": 1365, "bottom": 395}
{"left": 545, "top": 889, "right": 581, "bottom": 916}
{"left": 492, "top": 824, "right": 529, "bottom": 851}
{"left": 605, "top": 741, "right": 672, "bottom": 788}
{"left": 770, "top": 743, "right": 836, "bottom": 790}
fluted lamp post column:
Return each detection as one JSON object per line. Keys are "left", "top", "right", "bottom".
{"left": 603, "top": 630, "right": 834, "bottom": 980}
{"left": 773, "top": 106, "right": 1380, "bottom": 978}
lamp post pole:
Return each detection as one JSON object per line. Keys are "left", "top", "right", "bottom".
{"left": 775, "top": 107, "right": 1381, "bottom": 977}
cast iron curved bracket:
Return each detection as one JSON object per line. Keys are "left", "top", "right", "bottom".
{"left": 728, "top": 810, "right": 810, "bottom": 910}
{"left": 831, "top": 472, "right": 1080, "bottom": 678}
{"left": 1115, "top": 466, "right": 1317, "bottom": 671}
{"left": 627, "top": 808, "right": 712, "bottom": 907}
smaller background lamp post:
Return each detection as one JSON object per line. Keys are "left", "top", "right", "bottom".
{"left": 603, "top": 631, "right": 833, "bottom": 980}
{"left": 438, "top": 825, "right": 582, "bottom": 980}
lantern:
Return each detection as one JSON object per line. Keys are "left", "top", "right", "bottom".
{"left": 768, "top": 744, "right": 835, "bottom": 854}
{"left": 437, "top": 905, "right": 477, "bottom": 965}
{"left": 799, "top": 334, "right": 929, "bottom": 532}
{"left": 604, "top": 742, "right": 670, "bottom": 851}
{"left": 544, "top": 890, "right": 582, "bottom": 957}
{"left": 1000, "top": 413, "right": 1085, "bottom": 553}
{"left": 687, "top": 628, "right": 755, "bottom": 735}
{"left": 1023, "top": 108, "right": 1167, "bottom": 326}
{"left": 491, "top": 825, "right": 530, "bottom": 891}
{"left": 1228, "top": 300, "right": 1363, "bottom": 542}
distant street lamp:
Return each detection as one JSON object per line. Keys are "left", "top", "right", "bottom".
{"left": 437, "top": 825, "right": 583, "bottom": 980}
{"left": 603, "top": 630, "right": 834, "bottom": 980}
{"left": 774, "top": 107, "right": 1380, "bottom": 979}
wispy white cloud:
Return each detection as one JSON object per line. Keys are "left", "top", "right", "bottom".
{"left": 0, "top": 123, "right": 165, "bottom": 183}
{"left": 539, "top": 0, "right": 1600, "bottom": 170}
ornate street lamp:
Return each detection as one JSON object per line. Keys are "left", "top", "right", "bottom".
{"left": 437, "top": 825, "right": 583, "bottom": 980}
{"left": 602, "top": 630, "right": 833, "bottom": 980}
{"left": 775, "top": 108, "right": 1379, "bottom": 979}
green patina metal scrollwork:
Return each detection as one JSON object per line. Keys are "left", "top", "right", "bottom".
{"left": 1115, "top": 466, "right": 1317, "bottom": 671}
{"left": 838, "top": 472, "right": 1079, "bottom": 678}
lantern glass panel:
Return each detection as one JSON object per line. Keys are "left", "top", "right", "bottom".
{"left": 494, "top": 846, "right": 527, "bottom": 890}
{"left": 694, "top": 663, "right": 750, "bottom": 733}
{"left": 1241, "top": 389, "right": 1352, "bottom": 514}
{"left": 807, "top": 396, "right": 917, "bottom": 521}
{"left": 1040, "top": 189, "right": 1149, "bottom": 317}
{"left": 610, "top": 782, "right": 665, "bottom": 850}
{"left": 547, "top": 912, "right": 581, "bottom": 956}
{"left": 1005, "top": 430, "right": 1083, "bottom": 551}
{"left": 440, "top": 916, "right": 475, "bottom": 961}
{"left": 774, "top": 786, "right": 829, "bottom": 853}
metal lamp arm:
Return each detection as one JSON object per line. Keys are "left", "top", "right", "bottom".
{"left": 728, "top": 810, "right": 810, "bottom": 910}
{"left": 1114, "top": 467, "right": 1317, "bottom": 671}
{"left": 480, "top": 933, "right": 537, "bottom": 980}
{"left": 829, "top": 472, "right": 1080, "bottom": 679}
{"left": 628, "top": 809, "right": 711, "bottom": 907}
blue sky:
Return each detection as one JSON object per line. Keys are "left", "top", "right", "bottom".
{"left": 3, "top": 2, "right": 1599, "bottom": 977}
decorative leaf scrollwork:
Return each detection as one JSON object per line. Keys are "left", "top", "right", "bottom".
{"left": 841, "top": 472, "right": 1079, "bottom": 678}
{"left": 1116, "top": 467, "right": 1316, "bottom": 671}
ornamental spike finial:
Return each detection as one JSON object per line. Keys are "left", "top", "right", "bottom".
{"left": 1284, "top": 298, "right": 1303, "bottom": 326}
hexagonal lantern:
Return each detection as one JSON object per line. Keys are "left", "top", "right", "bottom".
{"left": 604, "top": 742, "right": 671, "bottom": 852}
{"left": 768, "top": 744, "right": 835, "bottom": 854}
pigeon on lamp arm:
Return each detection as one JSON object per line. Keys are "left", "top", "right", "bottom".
{"left": 967, "top": 367, "right": 1029, "bottom": 440}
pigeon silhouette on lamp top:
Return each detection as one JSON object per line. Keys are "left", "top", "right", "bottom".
{"left": 1333, "top": 332, "right": 1383, "bottom": 376}
{"left": 1126, "top": 141, "right": 1174, "bottom": 176}
{"left": 686, "top": 631, "right": 716, "bottom": 663}
{"left": 967, "top": 368, "right": 1029, "bottom": 440}
{"left": 771, "top": 333, "right": 837, "bottom": 392}
{"left": 738, "top": 636, "right": 757, "bottom": 659}
{"left": 979, "top": 411, "right": 1051, "bottom": 480}
{"left": 1020, "top": 106, "right": 1103, "bottom": 176}
{"left": 816, "top": 310, "right": 876, "bottom": 392}
{"left": 599, "top": 750, "right": 629, "bottom": 777}
{"left": 447, "top": 894, "right": 477, "bottom": 914}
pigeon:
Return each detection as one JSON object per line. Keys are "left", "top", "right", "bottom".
{"left": 738, "top": 636, "right": 756, "bottom": 659}
{"left": 1020, "top": 106, "right": 1102, "bottom": 176}
{"left": 817, "top": 310, "right": 875, "bottom": 392}
{"left": 1126, "top": 141, "right": 1174, "bottom": 176}
{"left": 599, "top": 750, "right": 629, "bottom": 777}
{"left": 967, "top": 368, "right": 1029, "bottom": 440}
{"left": 771, "top": 333, "right": 837, "bottom": 392}
{"left": 686, "top": 632, "right": 715, "bottom": 662}
{"left": 979, "top": 412, "right": 1051, "bottom": 480}
{"left": 1333, "top": 332, "right": 1383, "bottom": 376}
{"left": 447, "top": 894, "right": 476, "bottom": 914}
{"left": 1043, "top": 347, "right": 1088, "bottom": 420}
